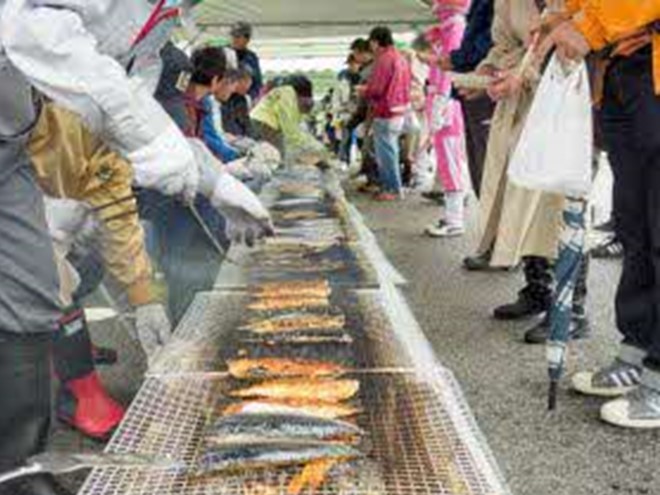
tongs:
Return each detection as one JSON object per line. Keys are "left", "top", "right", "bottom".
{"left": 0, "top": 452, "right": 183, "bottom": 485}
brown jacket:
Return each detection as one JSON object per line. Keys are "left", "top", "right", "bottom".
{"left": 28, "top": 103, "right": 154, "bottom": 306}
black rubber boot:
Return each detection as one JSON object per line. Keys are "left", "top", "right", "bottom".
{"left": 524, "top": 253, "right": 592, "bottom": 344}
{"left": 494, "top": 256, "right": 553, "bottom": 320}
{"left": 0, "top": 331, "right": 71, "bottom": 495}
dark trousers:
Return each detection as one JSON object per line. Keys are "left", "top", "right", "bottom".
{"left": 601, "top": 48, "right": 660, "bottom": 370}
{"left": 459, "top": 94, "right": 495, "bottom": 198}
{"left": 138, "top": 191, "right": 229, "bottom": 326}
{"left": 0, "top": 331, "right": 51, "bottom": 472}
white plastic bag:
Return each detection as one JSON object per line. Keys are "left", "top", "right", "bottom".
{"left": 508, "top": 54, "right": 593, "bottom": 198}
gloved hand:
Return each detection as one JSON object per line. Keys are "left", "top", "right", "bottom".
{"left": 135, "top": 303, "right": 172, "bottom": 358}
{"left": 244, "top": 142, "right": 281, "bottom": 182}
{"left": 127, "top": 122, "right": 199, "bottom": 202}
{"left": 211, "top": 173, "right": 274, "bottom": 247}
{"left": 224, "top": 158, "right": 253, "bottom": 181}
{"left": 189, "top": 138, "right": 274, "bottom": 246}
{"left": 44, "top": 197, "right": 99, "bottom": 251}
{"left": 244, "top": 156, "right": 274, "bottom": 183}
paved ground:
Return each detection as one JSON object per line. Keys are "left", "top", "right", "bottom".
{"left": 55, "top": 190, "right": 660, "bottom": 495}
{"left": 351, "top": 192, "right": 660, "bottom": 495}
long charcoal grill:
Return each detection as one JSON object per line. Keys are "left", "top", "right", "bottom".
{"left": 76, "top": 167, "right": 510, "bottom": 495}
{"left": 77, "top": 371, "right": 509, "bottom": 495}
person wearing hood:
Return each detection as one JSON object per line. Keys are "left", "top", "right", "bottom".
{"left": 0, "top": 2, "right": 271, "bottom": 492}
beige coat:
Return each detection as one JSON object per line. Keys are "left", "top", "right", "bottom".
{"left": 476, "top": 0, "right": 565, "bottom": 267}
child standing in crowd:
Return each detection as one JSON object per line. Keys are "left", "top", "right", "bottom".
{"left": 420, "top": 0, "right": 470, "bottom": 237}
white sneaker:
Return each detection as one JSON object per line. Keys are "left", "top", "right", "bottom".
{"left": 601, "top": 386, "right": 660, "bottom": 429}
{"left": 571, "top": 359, "right": 641, "bottom": 397}
{"left": 424, "top": 221, "right": 464, "bottom": 238}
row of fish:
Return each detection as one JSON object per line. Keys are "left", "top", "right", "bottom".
{"left": 198, "top": 182, "right": 371, "bottom": 495}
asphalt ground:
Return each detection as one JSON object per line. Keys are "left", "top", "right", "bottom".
{"left": 52, "top": 189, "right": 660, "bottom": 495}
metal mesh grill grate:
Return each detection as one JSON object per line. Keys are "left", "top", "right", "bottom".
{"left": 149, "top": 290, "right": 417, "bottom": 376}
{"left": 77, "top": 373, "right": 510, "bottom": 495}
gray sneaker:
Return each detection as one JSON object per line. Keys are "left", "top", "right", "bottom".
{"left": 601, "top": 386, "right": 660, "bottom": 429}
{"left": 571, "top": 359, "right": 641, "bottom": 397}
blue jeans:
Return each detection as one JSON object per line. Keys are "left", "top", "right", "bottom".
{"left": 138, "top": 190, "right": 229, "bottom": 325}
{"left": 373, "top": 117, "right": 404, "bottom": 194}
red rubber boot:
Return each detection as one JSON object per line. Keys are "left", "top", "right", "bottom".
{"left": 57, "top": 371, "right": 125, "bottom": 440}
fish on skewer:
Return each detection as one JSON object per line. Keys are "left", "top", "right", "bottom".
{"left": 227, "top": 358, "right": 346, "bottom": 380}
{"left": 247, "top": 297, "right": 330, "bottom": 312}
{"left": 239, "top": 333, "right": 354, "bottom": 346}
{"left": 222, "top": 399, "right": 362, "bottom": 420}
{"left": 239, "top": 313, "right": 346, "bottom": 334}
{"left": 197, "top": 442, "right": 362, "bottom": 474}
{"left": 230, "top": 378, "right": 360, "bottom": 403}
{"left": 251, "top": 280, "right": 331, "bottom": 299}
{"left": 275, "top": 210, "right": 326, "bottom": 222}
{"left": 205, "top": 413, "right": 364, "bottom": 446}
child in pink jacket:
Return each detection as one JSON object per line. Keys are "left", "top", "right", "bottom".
{"left": 419, "top": 0, "right": 470, "bottom": 237}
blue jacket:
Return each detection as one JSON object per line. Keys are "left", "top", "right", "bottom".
{"left": 450, "top": 0, "right": 494, "bottom": 73}
{"left": 200, "top": 95, "right": 240, "bottom": 163}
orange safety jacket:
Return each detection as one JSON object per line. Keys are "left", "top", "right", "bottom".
{"left": 568, "top": 0, "right": 660, "bottom": 94}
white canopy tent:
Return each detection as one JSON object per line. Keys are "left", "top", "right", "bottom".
{"left": 191, "top": 0, "right": 433, "bottom": 72}
{"left": 194, "top": 0, "right": 433, "bottom": 39}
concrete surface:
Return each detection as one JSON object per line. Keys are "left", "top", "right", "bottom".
{"left": 350, "top": 192, "right": 660, "bottom": 495}
{"left": 55, "top": 190, "right": 660, "bottom": 495}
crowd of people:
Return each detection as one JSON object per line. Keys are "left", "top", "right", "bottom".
{"left": 321, "top": 0, "right": 660, "bottom": 432}
{"left": 0, "top": 0, "right": 658, "bottom": 494}
{"left": 0, "top": 0, "right": 340, "bottom": 491}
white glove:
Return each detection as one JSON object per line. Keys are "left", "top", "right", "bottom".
{"left": 245, "top": 142, "right": 281, "bottom": 182}
{"left": 211, "top": 173, "right": 274, "bottom": 247}
{"left": 189, "top": 138, "right": 274, "bottom": 246}
{"left": 135, "top": 303, "right": 172, "bottom": 358}
{"left": 127, "top": 122, "right": 200, "bottom": 202}
{"left": 224, "top": 158, "right": 253, "bottom": 181}
{"left": 44, "top": 197, "right": 99, "bottom": 251}
{"left": 244, "top": 157, "right": 274, "bottom": 183}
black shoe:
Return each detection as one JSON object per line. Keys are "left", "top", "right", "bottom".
{"left": 524, "top": 317, "right": 592, "bottom": 344}
{"left": 462, "top": 253, "right": 515, "bottom": 272}
{"left": 421, "top": 191, "right": 445, "bottom": 205}
{"left": 0, "top": 474, "right": 72, "bottom": 495}
{"left": 591, "top": 237, "right": 623, "bottom": 259}
{"left": 493, "top": 293, "right": 548, "bottom": 321}
{"left": 92, "top": 346, "right": 118, "bottom": 366}
{"left": 594, "top": 218, "right": 615, "bottom": 233}
{"left": 463, "top": 253, "right": 491, "bottom": 271}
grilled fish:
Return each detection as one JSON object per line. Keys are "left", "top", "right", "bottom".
{"left": 197, "top": 442, "right": 362, "bottom": 474}
{"left": 254, "top": 261, "right": 346, "bottom": 275}
{"left": 280, "top": 210, "right": 325, "bottom": 221}
{"left": 247, "top": 297, "right": 329, "bottom": 312}
{"left": 252, "top": 280, "right": 331, "bottom": 299}
{"left": 230, "top": 378, "right": 360, "bottom": 403}
{"left": 239, "top": 333, "right": 354, "bottom": 345}
{"left": 206, "top": 413, "right": 363, "bottom": 445}
{"left": 287, "top": 459, "right": 338, "bottom": 495}
{"left": 239, "top": 313, "right": 346, "bottom": 334}
{"left": 222, "top": 399, "right": 362, "bottom": 420}
{"left": 227, "top": 358, "right": 346, "bottom": 379}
